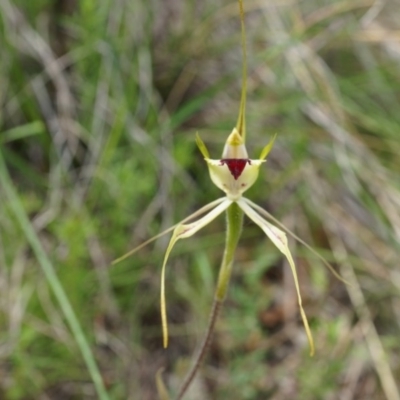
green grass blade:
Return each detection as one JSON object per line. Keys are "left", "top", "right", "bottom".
{"left": 0, "top": 121, "right": 45, "bottom": 143}
{"left": 0, "top": 150, "right": 110, "bottom": 400}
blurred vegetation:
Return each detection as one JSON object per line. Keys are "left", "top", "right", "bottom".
{"left": 1, "top": 0, "right": 400, "bottom": 399}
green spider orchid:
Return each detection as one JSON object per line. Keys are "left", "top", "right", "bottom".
{"left": 113, "top": 0, "right": 316, "bottom": 363}
{"left": 160, "top": 129, "right": 314, "bottom": 356}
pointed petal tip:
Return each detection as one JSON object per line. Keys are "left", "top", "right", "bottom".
{"left": 222, "top": 128, "right": 248, "bottom": 158}
{"left": 227, "top": 128, "right": 244, "bottom": 146}
{"left": 156, "top": 368, "right": 170, "bottom": 400}
{"left": 260, "top": 133, "right": 277, "bottom": 160}
{"left": 159, "top": 199, "right": 232, "bottom": 353}
{"left": 195, "top": 132, "right": 210, "bottom": 159}
{"left": 237, "top": 198, "right": 315, "bottom": 357}
{"left": 301, "top": 308, "right": 315, "bottom": 357}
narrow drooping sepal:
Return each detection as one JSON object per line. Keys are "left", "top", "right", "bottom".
{"left": 160, "top": 198, "right": 232, "bottom": 348}
{"left": 237, "top": 198, "right": 315, "bottom": 356}
{"left": 241, "top": 197, "right": 349, "bottom": 285}
{"left": 112, "top": 198, "right": 228, "bottom": 265}
{"left": 156, "top": 368, "right": 170, "bottom": 400}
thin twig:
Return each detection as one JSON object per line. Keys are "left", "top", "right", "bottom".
{"left": 176, "top": 298, "right": 223, "bottom": 400}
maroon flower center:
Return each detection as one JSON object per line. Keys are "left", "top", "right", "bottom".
{"left": 220, "top": 159, "right": 251, "bottom": 180}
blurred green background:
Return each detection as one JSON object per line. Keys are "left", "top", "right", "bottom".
{"left": 1, "top": 0, "right": 400, "bottom": 399}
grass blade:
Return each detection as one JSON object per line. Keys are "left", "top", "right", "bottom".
{"left": 0, "top": 150, "right": 110, "bottom": 400}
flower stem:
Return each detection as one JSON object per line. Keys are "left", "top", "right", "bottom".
{"left": 176, "top": 203, "right": 243, "bottom": 399}
{"left": 176, "top": 298, "right": 222, "bottom": 400}
{"left": 215, "top": 203, "right": 243, "bottom": 301}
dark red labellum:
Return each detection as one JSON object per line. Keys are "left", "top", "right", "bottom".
{"left": 220, "top": 159, "right": 251, "bottom": 180}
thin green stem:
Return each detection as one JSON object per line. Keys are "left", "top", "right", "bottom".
{"left": 176, "top": 203, "right": 243, "bottom": 399}
{"left": 0, "top": 151, "right": 110, "bottom": 400}
{"left": 215, "top": 203, "right": 243, "bottom": 301}
{"left": 175, "top": 1, "right": 247, "bottom": 397}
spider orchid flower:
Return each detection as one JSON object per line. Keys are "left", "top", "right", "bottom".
{"left": 113, "top": 0, "right": 316, "bottom": 359}
{"left": 159, "top": 128, "right": 315, "bottom": 356}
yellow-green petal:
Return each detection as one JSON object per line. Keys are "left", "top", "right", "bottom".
{"left": 156, "top": 368, "right": 170, "bottom": 400}
{"left": 112, "top": 198, "right": 227, "bottom": 265}
{"left": 241, "top": 197, "right": 350, "bottom": 285}
{"left": 259, "top": 134, "right": 277, "bottom": 160}
{"left": 160, "top": 199, "right": 232, "bottom": 348}
{"left": 195, "top": 132, "right": 210, "bottom": 159}
{"left": 237, "top": 198, "right": 315, "bottom": 356}
{"left": 205, "top": 159, "right": 264, "bottom": 200}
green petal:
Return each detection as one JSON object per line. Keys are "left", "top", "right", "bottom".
{"left": 160, "top": 199, "right": 232, "bottom": 347}
{"left": 195, "top": 132, "right": 210, "bottom": 159}
{"left": 242, "top": 197, "right": 350, "bottom": 285}
{"left": 156, "top": 368, "right": 170, "bottom": 400}
{"left": 237, "top": 198, "right": 315, "bottom": 356}
{"left": 259, "top": 134, "right": 277, "bottom": 160}
{"left": 112, "top": 198, "right": 227, "bottom": 265}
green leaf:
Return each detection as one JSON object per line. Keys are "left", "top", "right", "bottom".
{"left": 0, "top": 121, "right": 45, "bottom": 143}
